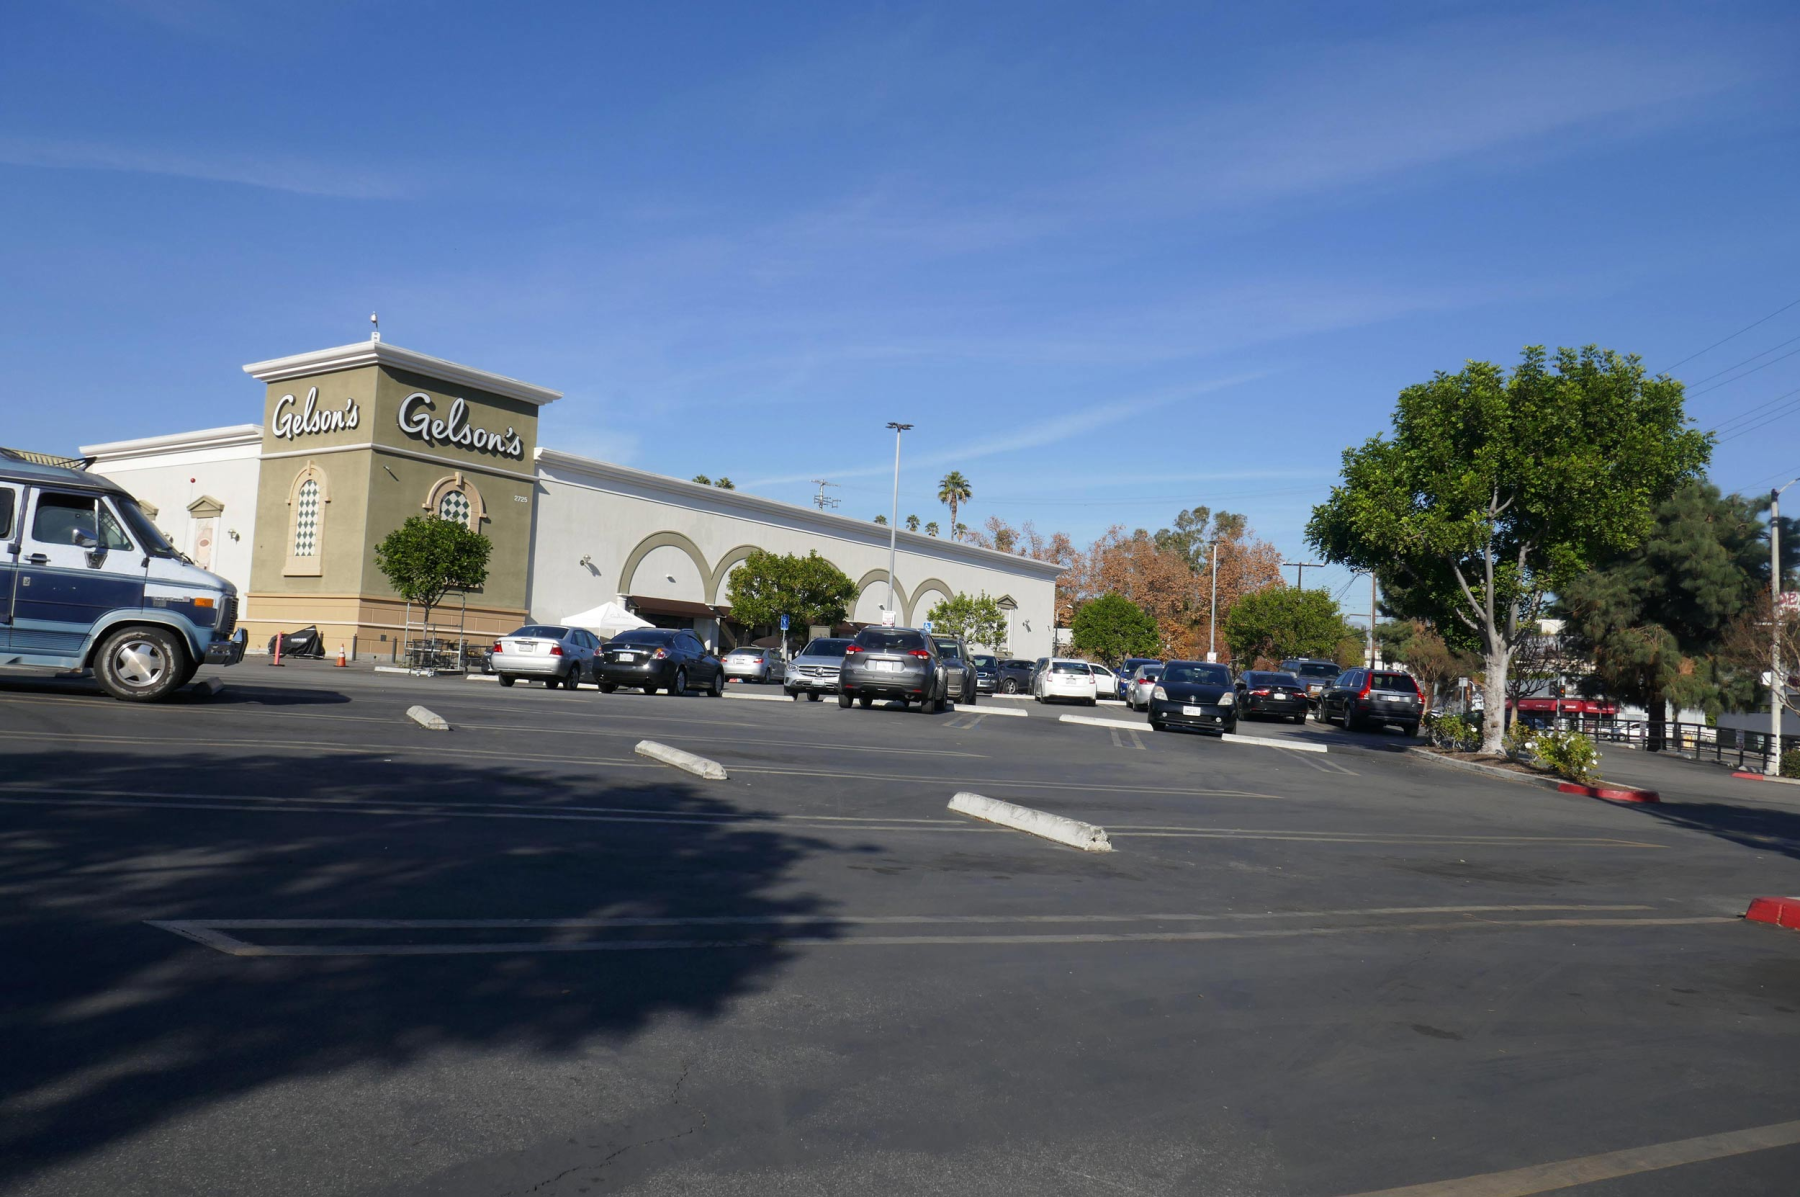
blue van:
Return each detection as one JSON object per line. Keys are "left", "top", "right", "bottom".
{"left": 0, "top": 449, "right": 245, "bottom": 701}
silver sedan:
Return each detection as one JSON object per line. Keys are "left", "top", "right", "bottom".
{"left": 722, "top": 646, "right": 787, "bottom": 683}
{"left": 490, "top": 624, "right": 599, "bottom": 689}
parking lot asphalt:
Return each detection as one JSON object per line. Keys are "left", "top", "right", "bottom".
{"left": 2, "top": 662, "right": 1799, "bottom": 1196}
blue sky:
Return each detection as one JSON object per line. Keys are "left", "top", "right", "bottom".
{"left": 4, "top": 0, "right": 1799, "bottom": 605}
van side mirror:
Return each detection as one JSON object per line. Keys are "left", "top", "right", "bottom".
{"left": 72, "top": 529, "right": 98, "bottom": 549}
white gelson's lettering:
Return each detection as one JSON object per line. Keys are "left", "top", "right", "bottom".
{"left": 397, "top": 392, "right": 523, "bottom": 459}
{"left": 271, "top": 387, "right": 360, "bottom": 440}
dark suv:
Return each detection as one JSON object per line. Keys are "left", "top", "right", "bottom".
{"left": 838, "top": 627, "right": 950, "bottom": 713}
{"left": 1316, "top": 667, "right": 1423, "bottom": 735}
{"left": 1281, "top": 658, "right": 1343, "bottom": 707}
{"left": 997, "top": 658, "right": 1035, "bottom": 693}
{"left": 969, "top": 651, "right": 1000, "bottom": 694}
{"left": 597, "top": 628, "right": 724, "bottom": 695}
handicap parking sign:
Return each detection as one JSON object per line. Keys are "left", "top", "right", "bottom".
{"left": 779, "top": 614, "right": 789, "bottom": 631}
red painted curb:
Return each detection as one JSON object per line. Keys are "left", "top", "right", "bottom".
{"left": 1746, "top": 896, "right": 1800, "bottom": 930}
{"left": 1557, "top": 781, "right": 1661, "bottom": 804}
{"left": 1733, "top": 771, "right": 1767, "bottom": 781}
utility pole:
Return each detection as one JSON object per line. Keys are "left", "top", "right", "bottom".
{"left": 1207, "top": 539, "right": 1222, "bottom": 662}
{"left": 885, "top": 423, "right": 912, "bottom": 618}
{"left": 1283, "top": 561, "right": 1322, "bottom": 589}
{"left": 1369, "top": 572, "right": 1378, "bottom": 669}
{"left": 1771, "top": 481, "right": 1796, "bottom": 775}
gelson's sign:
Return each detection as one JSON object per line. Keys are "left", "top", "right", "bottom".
{"left": 270, "top": 387, "right": 359, "bottom": 440}
{"left": 397, "top": 392, "right": 524, "bottom": 459}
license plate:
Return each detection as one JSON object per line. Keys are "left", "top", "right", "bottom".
{"left": 873, "top": 660, "right": 900, "bottom": 672}
{"left": 617, "top": 653, "right": 637, "bottom": 662}
{"left": 1182, "top": 705, "right": 1204, "bottom": 716}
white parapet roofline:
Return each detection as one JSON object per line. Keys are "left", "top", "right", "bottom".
{"left": 535, "top": 446, "right": 1066, "bottom": 580}
{"left": 81, "top": 423, "right": 265, "bottom": 461}
{"left": 243, "top": 341, "right": 562, "bottom": 408}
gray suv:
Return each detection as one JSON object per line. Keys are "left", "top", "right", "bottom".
{"left": 932, "top": 636, "right": 979, "bottom": 705}
{"left": 785, "top": 637, "right": 851, "bottom": 701}
{"left": 838, "top": 626, "right": 950, "bottom": 713}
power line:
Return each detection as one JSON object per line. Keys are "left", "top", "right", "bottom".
{"left": 1687, "top": 344, "right": 1800, "bottom": 398}
{"left": 1662, "top": 296, "right": 1800, "bottom": 372}
{"left": 1686, "top": 332, "right": 1800, "bottom": 387}
{"left": 1716, "top": 395, "right": 1800, "bottom": 445}
{"left": 1709, "top": 385, "right": 1800, "bottom": 436}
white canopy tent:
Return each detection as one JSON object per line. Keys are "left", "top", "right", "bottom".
{"left": 561, "top": 600, "right": 652, "bottom": 640}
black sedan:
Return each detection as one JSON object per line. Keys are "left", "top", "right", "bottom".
{"left": 838, "top": 626, "right": 950, "bottom": 713}
{"left": 1147, "top": 660, "right": 1238, "bottom": 735}
{"left": 1236, "top": 670, "right": 1310, "bottom": 723}
{"left": 596, "top": 628, "right": 724, "bottom": 696}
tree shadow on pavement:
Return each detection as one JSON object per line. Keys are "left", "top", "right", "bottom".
{"left": 0, "top": 748, "right": 840, "bottom": 1188}
{"left": 1627, "top": 797, "right": 1800, "bottom": 866}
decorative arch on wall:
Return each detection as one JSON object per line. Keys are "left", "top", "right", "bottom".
{"left": 424, "top": 472, "right": 487, "bottom": 531}
{"left": 283, "top": 461, "right": 329, "bottom": 577}
{"left": 854, "top": 569, "right": 907, "bottom": 620}
{"left": 904, "top": 577, "right": 955, "bottom": 625}
{"left": 619, "top": 531, "right": 712, "bottom": 598}
{"left": 707, "top": 543, "right": 766, "bottom": 605}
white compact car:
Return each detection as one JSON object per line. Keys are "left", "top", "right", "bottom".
{"left": 1034, "top": 658, "right": 1099, "bottom": 705}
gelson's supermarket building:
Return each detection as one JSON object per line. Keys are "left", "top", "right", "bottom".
{"left": 80, "top": 337, "right": 1061, "bottom": 658}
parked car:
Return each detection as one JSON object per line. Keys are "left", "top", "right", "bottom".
{"left": 970, "top": 652, "right": 1001, "bottom": 693}
{"left": 1316, "top": 668, "right": 1423, "bottom": 734}
{"left": 1035, "top": 657, "right": 1099, "bottom": 705}
{"left": 1087, "top": 662, "right": 1119, "bottom": 698}
{"left": 785, "top": 637, "right": 850, "bottom": 700}
{"left": 0, "top": 451, "right": 246, "bottom": 701}
{"left": 490, "top": 624, "right": 598, "bottom": 689}
{"left": 1236, "top": 670, "right": 1309, "bottom": 723}
{"left": 722, "top": 645, "right": 786, "bottom": 684}
{"left": 933, "top": 636, "right": 980, "bottom": 704}
{"left": 1147, "top": 660, "right": 1238, "bottom": 735}
{"left": 596, "top": 627, "right": 724, "bottom": 696}
{"left": 1116, "top": 656, "right": 1162, "bottom": 699}
{"left": 838, "top": 626, "right": 951, "bottom": 712}
{"left": 1124, "top": 663, "right": 1163, "bottom": 710}
{"left": 997, "top": 658, "right": 1035, "bottom": 693}
{"left": 1280, "top": 658, "right": 1343, "bottom": 707}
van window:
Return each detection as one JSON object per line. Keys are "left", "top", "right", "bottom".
{"left": 98, "top": 504, "right": 133, "bottom": 550}
{"left": 31, "top": 492, "right": 99, "bottom": 546}
{"left": 0, "top": 487, "right": 13, "bottom": 539}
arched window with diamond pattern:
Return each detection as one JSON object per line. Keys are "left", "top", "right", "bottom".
{"left": 437, "top": 488, "right": 471, "bottom": 527}
{"left": 293, "top": 479, "right": 321, "bottom": 556}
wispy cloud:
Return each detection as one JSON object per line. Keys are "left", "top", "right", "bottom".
{"left": 0, "top": 135, "right": 402, "bottom": 199}
{"left": 740, "top": 370, "right": 1269, "bottom": 489}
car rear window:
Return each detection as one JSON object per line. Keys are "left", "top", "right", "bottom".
{"left": 934, "top": 640, "right": 963, "bottom": 658}
{"left": 1286, "top": 661, "right": 1340, "bottom": 678}
{"left": 1164, "top": 663, "right": 1232, "bottom": 686}
{"left": 510, "top": 626, "right": 568, "bottom": 638}
{"left": 1133, "top": 666, "right": 1162, "bottom": 681}
{"left": 855, "top": 630, "right": 928, "bottom": 652}
{"left": 610, "top": 629, "right": 674, "bottom": 646}
{"left": 800, "top": 639, "right": 851, "bottom": 657}
{"left": 1052, "top": 661, "right": 1091, "bottom": 675}
{"left": 971, "top": 654, "right": 998, "bottom": 668}
{"left": 1371, "top": 672, "right": 1419, "bottom": 693}
{"left": 727, "top": 648, "right": 763, "bottom": 657}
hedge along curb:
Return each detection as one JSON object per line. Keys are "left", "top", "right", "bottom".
{"left": 1745, "top": 896, "right": 1800, "bottom": 930}
{"left": 947, "top": 791, "right": 1112, "bottom": 852}
{"left": 406, "top": 705, "right": 450, "bottom": 731}
{"left": 634, "top": 740, "right": 728, "bottom": 780}
{"left": 1557, "top": 781, "right": 1660, "bottom": 804}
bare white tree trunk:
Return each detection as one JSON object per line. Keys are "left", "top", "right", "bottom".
{"left": 1481, "top": 641, "right": 1511, "bottom": 755}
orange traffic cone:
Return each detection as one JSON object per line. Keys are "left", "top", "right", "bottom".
{"left": 336, "top": 644, "right": 348, "bottom": 668}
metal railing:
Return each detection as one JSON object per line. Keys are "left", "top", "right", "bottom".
{"left": 1557, "top": 716, "right": 1781, "bottom": 774}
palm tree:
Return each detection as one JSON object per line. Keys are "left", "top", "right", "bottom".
{"left": 937, "top": 471, "right": 972, "bottom": 539}
{"left": 925, "top": 521, "right": 940, "bottom": 537}
{"left": 905, "top": 514, "right": 920, "bottom": 532}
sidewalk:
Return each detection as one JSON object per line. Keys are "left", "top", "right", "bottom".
{"left": 1596, "top": 745, "right": 1800, "bottom": 810}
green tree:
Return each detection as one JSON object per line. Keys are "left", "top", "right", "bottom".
{"left": 925, "top": 521, "right": 940, "bottom": 537}
{"left": 1224, "top": 586, "right": 1354, "bottom": 664}
{"left": 1153, "top": 506, "right": 1247, "bottom": 572}
{"left": 373, "top": 515, "right": 492, "bottom": 631}
{"left": 1559, "top": 482, "right": 1789, "bottom": 743}
{"left": 724, "top": 550, "right": 857, "bottom": 631}
{"left": 873, "top": 513, "right": 887, "bottom": 525}
{"left": 926, "top": 592, "right": 1009, "bottom": 650}
{"left": 937, "top": 471, "right": 972, "bottom": 537}
{"left": 714, "top": 477, "right": 736, "bottom": 490}
{"left": 691, "top": 474, "right": 712, "bottom": 486}
{"left": 1307, "top": 346, "right": 1709, "bottom": 755}
{"left": 1070, "top": 593, "right": 1160, "bottom": 666}
{"left": 905, "top": 514, "right": 920, "bottom": 532}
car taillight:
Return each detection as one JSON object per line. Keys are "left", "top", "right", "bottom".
{"left": 1251, "top": 688, "right": 1269, "bottom": 696}
{"left": 653, "top": 648, "right": 669, "bottom": 659}
{"left": 909, "top": 649, "right": 932, "bottom": 659}
{"left": 844, "top": 645, "right": 863, "bottom": 654}
{"left": 1359, "top": 676, "right": 1373, "bottom": 698}
{"left": 550, "top": 645, "right": 563, "bottom": 656}
{"left": 492, "top": 642, "right": 503, "bottom": 653}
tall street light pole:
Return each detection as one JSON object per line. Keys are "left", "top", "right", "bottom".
{"left": 1207, "top": 539, "right": 1223, "bottom": 662}
{"left": 1770, "top": 478, "right": 1797, "bottom": 775}
{"left": 885, "top": 422, "right": 912, "bottom": 619}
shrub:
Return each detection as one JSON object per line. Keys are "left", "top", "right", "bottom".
{"left": 1533, "top": 730, "right": 1600, "bottom": 784}
{"left": 1782, "top": 748, "right": 1800, "bottom": 780}
{"left": 1424, "top": 712, "right": 1481, "bottom": 752}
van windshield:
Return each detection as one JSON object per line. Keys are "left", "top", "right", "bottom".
{"left": 115, "top": 496, "right": 177, "bottom": 557}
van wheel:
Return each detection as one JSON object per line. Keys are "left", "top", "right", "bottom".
{"left": 499, "top": 675, "right": 516, "bottom": 688}
{"left": 94, "top": 626, "right": 189, "bottom": 702}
